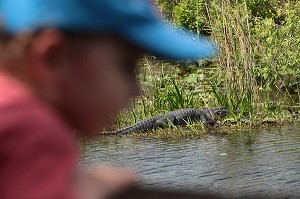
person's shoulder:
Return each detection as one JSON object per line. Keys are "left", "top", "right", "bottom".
{"left": 0, "top": 76, "right": 77, "bottom": 199}
{"left": 0, "top": 73, "right": 73, "bottom": 146}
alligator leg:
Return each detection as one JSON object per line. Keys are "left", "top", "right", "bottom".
{"left": 198, "top": 113, "right": 216, "bottom": 125}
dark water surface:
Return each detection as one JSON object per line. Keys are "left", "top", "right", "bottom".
{"left": 83, "top": 123, "right": 300, "bottom": 198}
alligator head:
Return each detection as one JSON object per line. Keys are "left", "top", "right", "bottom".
{"left": 210, "top": 107, "right": 230, "bottom": 119}
{"left": 210, "top": 107, "right": 241, "bottom": 119}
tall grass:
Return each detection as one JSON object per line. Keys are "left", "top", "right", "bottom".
{"left": 205, "top": 0, "right": 296, "bottom": 125}
{"left": 207, "top": 1, "right": 256, "bottom": 102}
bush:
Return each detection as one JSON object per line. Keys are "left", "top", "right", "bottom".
{"left": 253, "top": 2, "right": 300, "bottom": 92}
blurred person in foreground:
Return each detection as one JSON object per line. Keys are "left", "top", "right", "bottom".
{"left": 0, "top": 0, "right": 217, "bottom": 199}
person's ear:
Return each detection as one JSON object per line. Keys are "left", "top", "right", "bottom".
{"left": 27, "top": 28, "right": 68, "bottom": 87}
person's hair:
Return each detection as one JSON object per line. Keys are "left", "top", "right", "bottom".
{"left": 0, "top": 21, "right": 35, "bottom": 75}
{"left": 0, "top": 22, "right": 127, "bottom": 79}
{"left": 0, "top": 26, "right": 80, "bottom": 77}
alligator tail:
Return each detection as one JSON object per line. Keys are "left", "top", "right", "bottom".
{"left": 103, "top": 117, "right": 158, "bottom": 135}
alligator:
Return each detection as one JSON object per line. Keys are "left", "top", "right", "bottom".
{"left": 101, "top": 107, "right": 229, "bottom": 135}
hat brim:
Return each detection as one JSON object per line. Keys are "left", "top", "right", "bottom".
{"left": 123, "top": 22, "right": 218, "bottom": 60}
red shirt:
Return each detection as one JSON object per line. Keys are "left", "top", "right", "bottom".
{"left": 0, "top": 73, "right": 77, "bottom": 199}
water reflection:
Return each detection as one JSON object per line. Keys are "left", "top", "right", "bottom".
{"left": 83, "top": 123, "right": 300, "bottom": 198}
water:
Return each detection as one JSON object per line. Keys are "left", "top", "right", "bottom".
{"left": 83, "top": 123, "right": 300, "bottom": 198}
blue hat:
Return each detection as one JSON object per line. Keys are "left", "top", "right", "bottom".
{"left": 0, "top": 0, "right": 218, "bottom": 60}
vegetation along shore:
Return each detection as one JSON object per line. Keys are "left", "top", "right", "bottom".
{"left": 103, "top": 0, "right": 300, "bottom": 138}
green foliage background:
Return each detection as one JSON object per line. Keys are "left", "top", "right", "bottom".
{"left": 155, "top": 0, "right": 300, "bottom": 93}
{"left": 115, "top": 0, "right": 300, "bottom": 130}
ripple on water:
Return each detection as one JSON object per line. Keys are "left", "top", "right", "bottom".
{"left": 82, "top": 123, "right": 300, "bottom": 198}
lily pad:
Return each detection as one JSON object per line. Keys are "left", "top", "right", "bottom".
{"left": 218, "top": 153, "right": 227, "bottom": 156}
